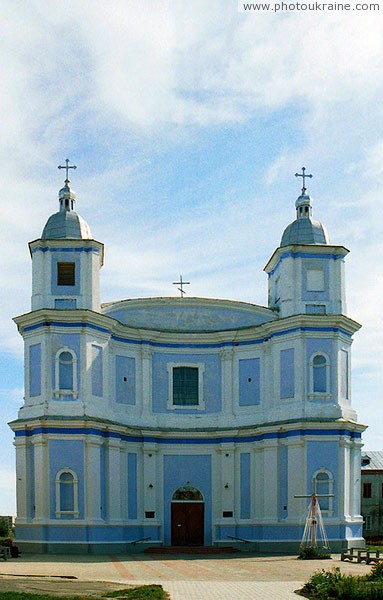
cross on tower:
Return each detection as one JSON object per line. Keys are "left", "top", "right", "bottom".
{"left": 295, "top": 166, "right": 313, "bottom": 193}
{"left": 173, "top": 275, "right": 190, "bottom": 298}
{"left": 58, "top": 158, "right": 77, "bottom": 183}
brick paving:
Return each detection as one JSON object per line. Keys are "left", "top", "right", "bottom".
{"left": 0, "top": 552, "right": 372, "bottom": 600}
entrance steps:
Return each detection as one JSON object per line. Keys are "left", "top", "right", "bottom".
{"left": 144, "top": 546, "right": 239, "bottom": 555}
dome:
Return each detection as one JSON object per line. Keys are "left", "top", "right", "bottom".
{"left": 41, "top": 210, "right": 93, "bottom": 239}
{"left": 280, "top": 217, "right": 329, "bottom": 247}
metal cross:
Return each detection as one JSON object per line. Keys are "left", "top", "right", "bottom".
{"left": 295, "top": 166, "right": 313, "bottom": 193}
{"left": 173, "top": 275, "right": 190, "bottom": 298}
{"left": 58, "top": 158, "right": 77, "bottom": 183}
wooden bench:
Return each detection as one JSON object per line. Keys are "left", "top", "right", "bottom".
{"left": 341, "top": 547, "right": 368, "bottom": 562}
{"left": 366, "top": 550, "right": 381, "bottom": 564}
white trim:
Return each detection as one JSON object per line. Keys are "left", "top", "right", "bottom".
{"left": 308, "top": 351, "right": 331, "bottom": 400}
{"left": 54, "top": 347, "right": 78, "bottom": 399}
{"left": 167, "top": 362, "right": 205, "bottom": 410}
{"left": 55, "top": 467, "right": 79, "bottom": 518}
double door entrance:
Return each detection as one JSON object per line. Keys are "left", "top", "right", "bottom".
{"left": 171, "top": 501, "right": 204, "bottom": 546}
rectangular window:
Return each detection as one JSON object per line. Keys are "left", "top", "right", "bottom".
{"left": 365, "top": 515, "right": 372, "bottom": 530}
{"left": 280, "top": 348, "right": 295, "bottom": 399}
{"left": 222, "top": 511, "right": 233, "bottom": 518}
{"left": 363, "top": 482, "right": 372, "bottom": 498}
{"left": 173, "top": 366, "right": 199, "bottom": 406}
{"left": 57, "top": 262, "right": 75, "bottom": 286}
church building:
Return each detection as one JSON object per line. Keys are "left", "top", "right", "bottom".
{"left": 10, "top": 164, "right": 366, "bottom": 553}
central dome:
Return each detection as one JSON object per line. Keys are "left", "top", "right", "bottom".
{"left": 281, "top": 217, "right": 329, "bottom": 247}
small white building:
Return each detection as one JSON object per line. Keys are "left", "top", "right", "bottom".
{"left": 9, "top": 170, "right": 366, "bottom": 553}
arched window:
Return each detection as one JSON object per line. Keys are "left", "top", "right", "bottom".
{"left": 313, "top": 469, "right": 334, "bottom": 515}
{"left": 172, "top": 485, "right": 204, "bottom": 501}
{"left": 309, "top": 353, "right": 330, "bottom": 398}
{"left": 54, "top": 348, "right": 78, "bottom": 399}
{"left": 55, "top": 468, "right": 79, "bottom": 518}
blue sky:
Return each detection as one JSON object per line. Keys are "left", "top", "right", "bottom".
{"left": 1, "top": 0, "right": 383, "bottom": 514}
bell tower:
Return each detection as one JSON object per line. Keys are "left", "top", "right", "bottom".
{"left": 264, "top": 167, "right": 348, "bottom": 318}
{"left": 30, "top": 160, "right": 103, "bottom": 311}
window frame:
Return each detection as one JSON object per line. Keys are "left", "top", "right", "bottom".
{"left": 57, "top": 262, "right": 76, "bottom": 286}
{"left": 309, "top": 352, "right": 331, "bottom": 400}
{"left": 363, "top": 482, "right": 372, "bottom": 498}
{"left": 55, "top": 468, "right": 79, "bottom": 518}
{"left": 167, "top": 362, "right": 205, "bottom": 410}
{"left": 312, "top": 468, "right": 334, "bottom": 517}
{"left": 54, "top": 347, "right": 78, "bottom": 399}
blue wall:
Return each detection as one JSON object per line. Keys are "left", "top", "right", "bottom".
{"left": 239, "top": 359, "right": 260, "bottom": 406}
{"left": 152, "top": 353, "right": 221, "bottom": 414}
{"left": 280, "top": 348, "right": 295, "bottom": 399}
{"left": 240, "top": 453, "right": 251, "bottom": 519}
{"left": 49, "top": 439, "right": 85, "bottom": 519}
{"left": 340, "top": 349, "right": 349, "bottom": 399}
{"left": 163, "top": 454, "right": 212, "bottom": 545}
{"left": 116, "top": 356, "right": 136, "bottom": 404}
{"left": 128, "top": 453, "right": 138, "bottom": 520}
{"left": 29, "top": 343, "right": 41, "bottom": 397}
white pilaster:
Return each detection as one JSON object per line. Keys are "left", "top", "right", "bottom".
{"left": 85, "top": 435, "right": 103, "bottom": 522}
{"left": 31, "top": 435, "right": 49, "bottom": 522}
{"left": 286, "top": 438, "right": 306, "bottom": 521}
{"left": 14, "top": 438, "right": 28, "bottom": 523}
{"left": 107, "top": 438, "right": 122, "bottom": 523}
{"left": 339, "top": 438, "right": 352, "bottom": 520}
{"left": 261, "top": 440, "right": 279, "bottom": 522}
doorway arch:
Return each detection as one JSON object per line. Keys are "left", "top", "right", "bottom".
{"left": 171, "top": 485, "right": 204, "bottom": 546}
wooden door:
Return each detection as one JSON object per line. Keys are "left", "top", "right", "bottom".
{"left": 171, "top": 502, "right": 204, "bottom": 546}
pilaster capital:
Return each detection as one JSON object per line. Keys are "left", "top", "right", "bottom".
{"left": 220, "top": 348, "right": 234, "bottom": 361}
{"left": 141, "top": 346, "right": 153, "bottom": 360}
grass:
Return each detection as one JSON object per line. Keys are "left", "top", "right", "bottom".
{"left": 0, "top": 587, "right": 168, "bottom": 600}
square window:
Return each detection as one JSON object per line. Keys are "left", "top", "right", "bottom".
{"left": 57, "top": 262, "right": 75, "bottom": 286}
{"left": 173, "top": 366, "right": 198, "bottom": 406}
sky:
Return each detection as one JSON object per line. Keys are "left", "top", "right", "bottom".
{"left": 1, "top": 0, "right": 383, "bottom": 515}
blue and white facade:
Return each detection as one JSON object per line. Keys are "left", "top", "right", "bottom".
{"left": 10, "top": 177, "right": 366, "bottom": 553}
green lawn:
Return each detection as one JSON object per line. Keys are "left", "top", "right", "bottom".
{"left": 0, "top": 587, "right": 168, "bottom": 600}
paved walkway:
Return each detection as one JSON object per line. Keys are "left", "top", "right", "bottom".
{"left": 0, "top": 552, "right": 371, "bottom": 600}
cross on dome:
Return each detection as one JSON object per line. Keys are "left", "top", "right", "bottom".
{"left": 173, "top": 275, "right": 190, "bottom": 298}
{"left": 58, "top": 158, "right": 77, "bottom": 184}
{"left": 295, "top": 166, "right": 313, "bottom": 194}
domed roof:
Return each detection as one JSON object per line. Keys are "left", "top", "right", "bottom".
{"left": 42, "top": 210, "right": 93, "bottom": 239}
{"left": 281, "top": 217, "right": 329, "bottom": 247}
{"left": 41, "top": 180, "right": 92, "bottom": 240}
